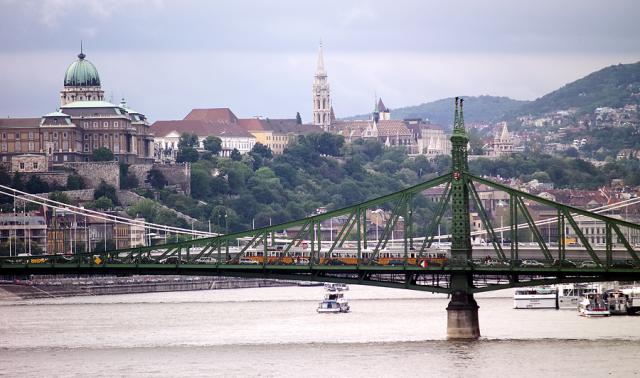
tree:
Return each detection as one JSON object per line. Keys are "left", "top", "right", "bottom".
{"left": 66, "top": 174, "right": 85, "bottom": 190}
{"left": 91, "top": 196, "right": 114, "bottom": 210}
{"left": 295, "top": 112, "right": 302, "bottom": 125}
{"left": 203, "top": 136, "right": 222, "bottom": 155}
{"left": 178, "top": 133, "right": 199, "bottom": 149}
{"left": 230, "top": 148, "right": 242, "bottom": 161}
{"left": 92, "top": 147, "right": 114, "bottom": 161}
{"left": 176, "top": 147, "right": 199, "bottom": 163}
{"left": 119, "top": 163, "right": 138, "bottom": 189}
{"left": 94, "top": 181, "right": 118, "bottom": 205}
{"left": 147, "top": 168, "right": 168, "bottom": 189}
{"left": 49, "top": 191, "right": 71, "bottom": 205}
{"left": 25, "top": 175, "right": 49, "bottom": 194}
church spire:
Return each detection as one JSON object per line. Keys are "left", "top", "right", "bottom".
{"left": 316, "top": 42, "right": 326, "bottom": 75}
{"left": 312, "top": 41, "right": 331, "bottom": 130}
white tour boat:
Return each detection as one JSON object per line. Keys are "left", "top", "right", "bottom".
{"left": 513, "top": 286, "right": 558, "bottom": 309}
{"left": 324, "top": 282, "right": 349, "bottom": 291}
{"left": 578, "top": 292, "right": 610, "bottom": 317}
{"left": 621, "top": 287, "right": 640, "bottom": 315}
{"left": 557, "top": 283, "right": 600, "bottom": 309}
{"left": 317, "top": 290, "right": 350, "bottom": 313}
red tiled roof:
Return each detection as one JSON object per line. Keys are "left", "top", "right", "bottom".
{"left": 377, "top": 120, "right": 411, "bottom": 137}
{"left": 151, "top": 120, "right": 253, "bottom": 138}
{"left": 184, "top": 108, "right": 238, "bottom": 124}
{"left": 238, "top": 118, "right": 317, "bottom": 134}
{"left": 0, "top": 118, "right": 41, "bottom": 129}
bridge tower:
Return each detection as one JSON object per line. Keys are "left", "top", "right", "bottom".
{"left": 446, "top": 97, "right": 480, "bottom": 339}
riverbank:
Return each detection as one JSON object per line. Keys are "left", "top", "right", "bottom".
{"left": 0, "top": 275, "right": 303, "bottom": 300}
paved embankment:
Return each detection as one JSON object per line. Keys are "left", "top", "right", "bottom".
{"left": 0, "top": 276, "right": 299, "bottom": 300}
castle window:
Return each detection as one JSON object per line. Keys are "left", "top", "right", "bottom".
{"left": 63, "top": 155, "right": 68, "bottom": 162}
{"left": 114, "top": 122, "right": 118, "bottom": 128}
{"left": 84, "top": 143, "right": 89, "bottom": 152}
{"left": 28, "top": 132, "right": 34, "bottom": 140}
{"left": 63, "top": 132, "right": 67, "bottom": 139}
{"left": 1, "top": 143, "right": 6, "bottom": 152}
{"left": 83, "top": 122, "right": 88, "bottom": 128}
{"left": 33, "top": 162, "right": 38, "bottom": 170}
{"left": 93, "top": 122, "right": 98, "bottom": 128}
{"left": 53, "top": 132, "right": 58, "bottom": 139}
{"left": 19, "top": 162, "right": 25, "bottom": 170}
{"left": 84, "top": 134, "right": 89, "bottom": 140}
{"left": 103, "top": 122, "right": 108, "bottom": 128}
{"left": 1, "top": 133, "right": 5, "bottom": 139}
{"left": 28, "top": 142, "right": 34, "bottom": 151}
{"left": 15, "top": 133, "right": 20, "bottom": 140}
{"left": 15, "top": 142, "right": 21, "bottom": 151}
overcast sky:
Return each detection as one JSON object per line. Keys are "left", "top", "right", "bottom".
{"left": 0, "top": 0, "right": 638, "bottom": 123}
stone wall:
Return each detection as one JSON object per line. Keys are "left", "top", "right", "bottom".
{"left": 127, "top": 163, "right": 191, "bottom": 195}
{"left": 15, "top": 188, "right": 95, "bottom": 208}
{"left": 117, "top": 190, "right": 197, "bottom": 223}
{"left": 60, "top": 162, "right": 119, "bottom": 189}
{"left": 23, "top": 172, "right": 70, "bottom": 188}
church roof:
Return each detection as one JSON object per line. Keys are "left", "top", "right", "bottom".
{"left": 376, "top": 120, "right": 411, "bottom": 137}
{"left": 377, "top": 98, "right": 389, "bottom": 112}
{"left": 61, "top": 100, "right": 118, "bottom": 109}
{"left": 184, "top": 108, "right": 238, "bottom": 124}
{"left": 151, "top": 120, "right": 253, "bottom": 139}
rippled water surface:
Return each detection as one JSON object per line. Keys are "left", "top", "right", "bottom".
{"left": 1, "top": 286, "right": 639, "bottom": 377}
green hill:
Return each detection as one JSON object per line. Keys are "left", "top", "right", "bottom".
{"left": 344, "top": 96, "right": 527, "bottom": 128}
{"left": 514, "top": 61, "right": 640, "bottom": 117}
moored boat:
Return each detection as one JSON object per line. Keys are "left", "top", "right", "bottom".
{"left": 557, "top": 283, "right": 600, "bottom": 309}
{"left": 513, "top": 286, "right": 558, "bottom": 309}
{"left": 604, "top": 290, "right": 628, "bottom": 315}
{"left": 578, "top": 292, "right": 610, "bottom": 317}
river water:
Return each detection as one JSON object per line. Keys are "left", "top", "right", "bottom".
{"left": 1, "top": 285, "right": 639, "bottom": 377}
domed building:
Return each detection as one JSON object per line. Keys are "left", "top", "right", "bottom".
{"left": 60, "top": 50, "right": 105, "bottom": 105}
{"left": 0, "top": 48, "right": 154, "bottom": 166}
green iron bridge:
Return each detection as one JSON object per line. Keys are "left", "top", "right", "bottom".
{"left": 2, "top": 98, "right": 640, "bottom": 338}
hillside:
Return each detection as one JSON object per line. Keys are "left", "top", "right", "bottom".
{"left": 344, "top": 96, "right": 528, "bottom": 128}
{"left": 512, "top": 61, "right": 640, "bottom": 117}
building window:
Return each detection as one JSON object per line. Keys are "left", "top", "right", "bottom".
{"left": 1, "top": 143, "right": 6, "bottom": 152}
{"left": 53, "top": 132, "right": 58, "bottom": 139}
{"left": 63, "top": 132, "right": 67, "bottom": 139}
{"left": 63, "top": 155, "right": 68, "bottom": 162}
{"left": 84, "top": 134, "right": 89, "bottom": 140}
{"left": 84, "top": 143, "right": 89, "bottom": 152}
{"left": 83, "top": 122, "right": 88, "bottom": 128}
{"left": 28, "top": 132, "right": 34, "bottom": 140}
{"left": 33, "top": 162, "right": 38, "bottom": 170}
{"left": 15, "top": 133, "right": 20, "bottom": 140}
{"left": 104, "top": 122, "right": 108, "bottom": 128}
{"left": 28, "top": 142, "right": 34, "bottom": 151}
{"left": 114, "top": 122, "right": 119, "bottom": 128}
{"left": 1, "top": 133, "right": 5, "bottom": 140}
{"left": 93, "top": 122, "right": 98, "bottom": 128}
{"left": 15, "top": 142, "right": 21, "bottom": 151}
{"left": 19, "top": 162, "right": 25, "bottom": 170}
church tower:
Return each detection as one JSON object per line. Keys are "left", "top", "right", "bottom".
{"left": 312, "top": 43, "right": 331, "bottom": 130}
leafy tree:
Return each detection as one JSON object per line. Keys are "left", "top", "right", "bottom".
{"left": 176, "top": 147, "right": 199, "bottom": 163}
{"left": 119, "top": 163, "right": 138, "bottom": 189}
{"left": 92, "top": 147, "right": 114, "bottom": 161}
{"left": 178, "top": 133, "right": 199, "bottom": 149}
{"left": 49, "top": 191, "right": 71, "bottom": 205}
{"left": 25, "top": 175, "right": 49, "bottom": 194}
{"left": 203, "top": 136, "right": 222, "bottom": 155}
{"left": 91, "top": 196, "right": 114, "bottom": 210}
{"left": 94, "top": 181, "right": 119, "bottom": 205}
{"left": 147, "top": 168, "right": 168, "bottom": 189}
{"left": 66, "top": 174, "right": 85, "bottom": 190}
{"left": 230, "top": 148, "right": 242, "bottom": 161}
{"left": 12, "top": 172, "right": 25, "bottom": 191}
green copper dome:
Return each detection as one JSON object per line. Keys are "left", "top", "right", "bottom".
{"left": 64, "top": 52, "right": 101, "bottom": 87}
